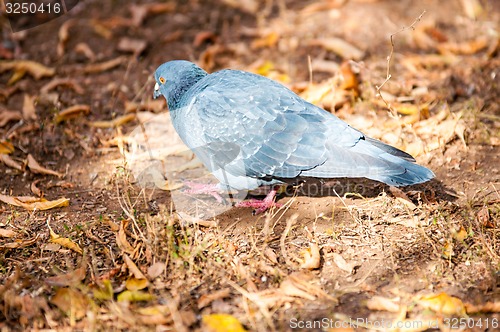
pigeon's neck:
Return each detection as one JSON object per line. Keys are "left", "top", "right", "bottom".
{"left": 168, "top": 68, "right": 208, "bottom": 110}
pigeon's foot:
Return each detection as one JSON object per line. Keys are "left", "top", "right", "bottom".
{"left": 236, "top": 189, "right": 282, "bottom": 215}
{"left": 183, "top": 181, "right": 224, "bottom": 203}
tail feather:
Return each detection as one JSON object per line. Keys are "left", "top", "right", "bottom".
{"left": 301, "top": 138, "right": 435, "bottom": 186}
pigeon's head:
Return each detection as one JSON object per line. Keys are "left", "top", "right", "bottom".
{"left": 153, "top": 60, "right": 207, "bottom": 109}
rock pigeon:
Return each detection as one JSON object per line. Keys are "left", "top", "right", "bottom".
{"left": 153, "top": 60, "right": 434, "bottom": 210}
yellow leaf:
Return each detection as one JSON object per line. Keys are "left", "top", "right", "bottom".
{"left": 251, "top": 32, "right": 279, "bottom": 49}
{"left": 418, "top": 292, "right": 466, "bottom": 316}
{"left": 117, "top": 290, "right": 154, "bottom": 302}
{"left": 125, "top": 277, "right": 149, "bottom": 291}
{"left": 0, "top": 141, "right": 15, "bottom": 154}
{"left": 453, "top": 226, "right": 468, "bottom": 241}
{"left": 93, "top": 280, "right": 114, "bottom": 301}
{"left": 47, "top": 220, "right": 83, "bottom": 254}
{"left": 202, "top": 314, "right": 247, "bottom": 332}
{"left": 27, "top": 154, "right": 63, "bottom": 177}
{"left": 50, "top": 288, "right": 89, "bottom": 321}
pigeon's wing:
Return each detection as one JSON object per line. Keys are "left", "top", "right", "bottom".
{"left": 185, "top": 70, "right": 338, "bottom": 180}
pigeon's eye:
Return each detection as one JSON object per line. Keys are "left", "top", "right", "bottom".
{"left": 159, "top": 77, "right": 166, "bottom": 84}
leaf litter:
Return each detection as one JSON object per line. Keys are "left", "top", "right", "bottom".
{"left": 0, "top": 0, "right": 499, "bottom": 331}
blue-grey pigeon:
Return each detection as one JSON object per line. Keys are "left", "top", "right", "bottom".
{"left": 153, "top": 60, "right": 434, "bottom": 212}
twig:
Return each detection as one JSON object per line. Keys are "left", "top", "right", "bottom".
{"left": 375, "top": 10, "right": 426, "bottom": 117}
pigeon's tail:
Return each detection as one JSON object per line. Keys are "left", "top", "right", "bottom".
{"left": 361, "top": 137, "right": 435, "bottom": 186}
{"left": 301, "top": 137, "right": 435, "bottom": 187}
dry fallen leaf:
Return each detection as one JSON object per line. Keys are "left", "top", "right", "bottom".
{"left": 41, "top": 78, "right": 85, "bottom": 95}
{"left": 45, "top": 257, "right": 87, "bottom": 287}
{"left": 117, "top": 221, "right": 135, "bottom": 254}
{"left": 0, "top": 194, "right": 69, "bottom": 211}
{"left": 251, "top": 32, "right": 279, "bottom": 49}
{"left": 125, "top": 277, "right": 149, "bottom": 291}
{"left": 147, "top": 262, "right": 166, "bottom": 279}
{"left": 366, "top": 296, "right": 401, "bottom": 312}
{"left": 202, "top": 314, "right": 247, "bottom": 332}
{"left": 0, "top": 234, "right": 39, "bottom": 249}
{"left": 417, "top": 292, "right": 466, "bottom": 316}
{"left": 0, "top": 140, "right": 14, "bottom": 154}
{"left": 0, "top": 60, "right": 55, "bottom": 85}
{"left": 22, "top": 94, "right": 37, "bottom": 121}
{"left": 300, "top": 242, "right": 321, "bottom": 270}
{"left": 310, "top": 38, "right": 365, "bottom": 60}
{"left": 83, "top": 57, "right": 126, "bottom": 74}
{"left": 57, "top": 19, "right": 75, "bottom": 57}
{"left": 117, "top": 290, "right": 154, "bottom": 303}
{"left": 54, "top": 104, "right": 91, "bottom": 124}
{"left": 50, "top": 288, "right": 89, "bottom": 321}
{"left": 0, "top": 153, "right": 24, "bottom": 171}
{"left": 48, "top": 220, "right": 83, "bottom": 254}
{"left": 0, "top": 228, "right": 18, "bottom": 238}
{"left": 0, "top": 110, "right": 22, "bottom": 127}
{"left": 198, "top": 288, "right": 232, "bottom": 309}
{"left": 26, "top": 154, "right": 63, "bottom": 177}
{"left": 123, "top": 253, "right": 147, "bottom": 280}
{"left": 117, "top": 37, "right": 148, "bottom": 55}
{"left": 88, "top": 113, "right": 136, "bottom": 128}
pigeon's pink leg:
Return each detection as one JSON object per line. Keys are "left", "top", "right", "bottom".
{"left": 236, "top": 188, "right": 282, "bottom": 214}
{"left": 183, "top": 181, "right": 224, "bottom": 203}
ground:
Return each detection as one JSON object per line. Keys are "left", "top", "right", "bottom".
{"left": 0, "top": 0, "right": 499, "bottom": 331}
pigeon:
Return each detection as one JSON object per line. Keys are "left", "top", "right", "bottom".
{"left": 153, "top": 60, "right": 434, "bottom": 212}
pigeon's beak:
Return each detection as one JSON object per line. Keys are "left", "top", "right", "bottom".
{"left": 153, "top": 82, "right": 161, "bottom": 99}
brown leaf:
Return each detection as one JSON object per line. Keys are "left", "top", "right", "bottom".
{"left": 45, "top": 257, "right": 87, "bottom": 287}
{"left": 50, "top": 288, "right": 89, "bottom": 321}
{"left": 310, "top": 38, "right": 365, "bottom": 60}
{"left": 117, "top": 220, "right": 135, "bottom": 254}
{"left": 332, "top": 253, "right": 356, "bottom": 274}
{"left": 125, "top": 100, "right": 166, "bottom": 113}
{"left": 57, "top": 19, "right": 75, "bottom": 57}
{"left": 0, "top": 60, "right": 55, "bottom": 85}
{"left": 22, "top": 94, "right": 37, "bottom": 121}
{"left": 366, "top": 296, "right": 401, "bottom": 312}
{"left": 0, "top": 154, "right": 24, "bottom": 171}
{"left": 117, "top": 37, "right": 148, "bottom": 55}
{"left": 193, "top": 31, "right": 218, "bottom": 47}
{"left": 0, "top": 234, "right": 39, "bottom": 249}
{"left": 54, "top": 104, "right": 91, "bottom": 124}
{"left": 26, "top": 154, "right": 63, "bottom": 177}
{"left": 41, "top": 78, "right": 85, "bottom": 95}
{"left": 147, "top": 262, "right": 166, "bottom": 279}
{"left": 74, "top": 43, "right": 96, "bottom": 62}
{"left": 198, "top": 288, "right": 231, "bottom": 309}
{"left": 83, "top": 56, "right": 125, "bottom": 74}
{"left": 0, "top": 228, "right": 18, "bottom": 238}
{"left": 123, "top": 253, "right": 147, "bottom": 280}
{"left": 476, "top": 206, "right": 493, "bottom": 228}
{"left": 30, "top": 180, "right": 43, "bottom": 197}
{"left": 220, "top": 0, "right": 258, "bottom": 14}
{"left": 0, "top": 110, "right": 22, "bottom": 127}
{"left": 465, "top": 301, "right": 500, "bottom": 314}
